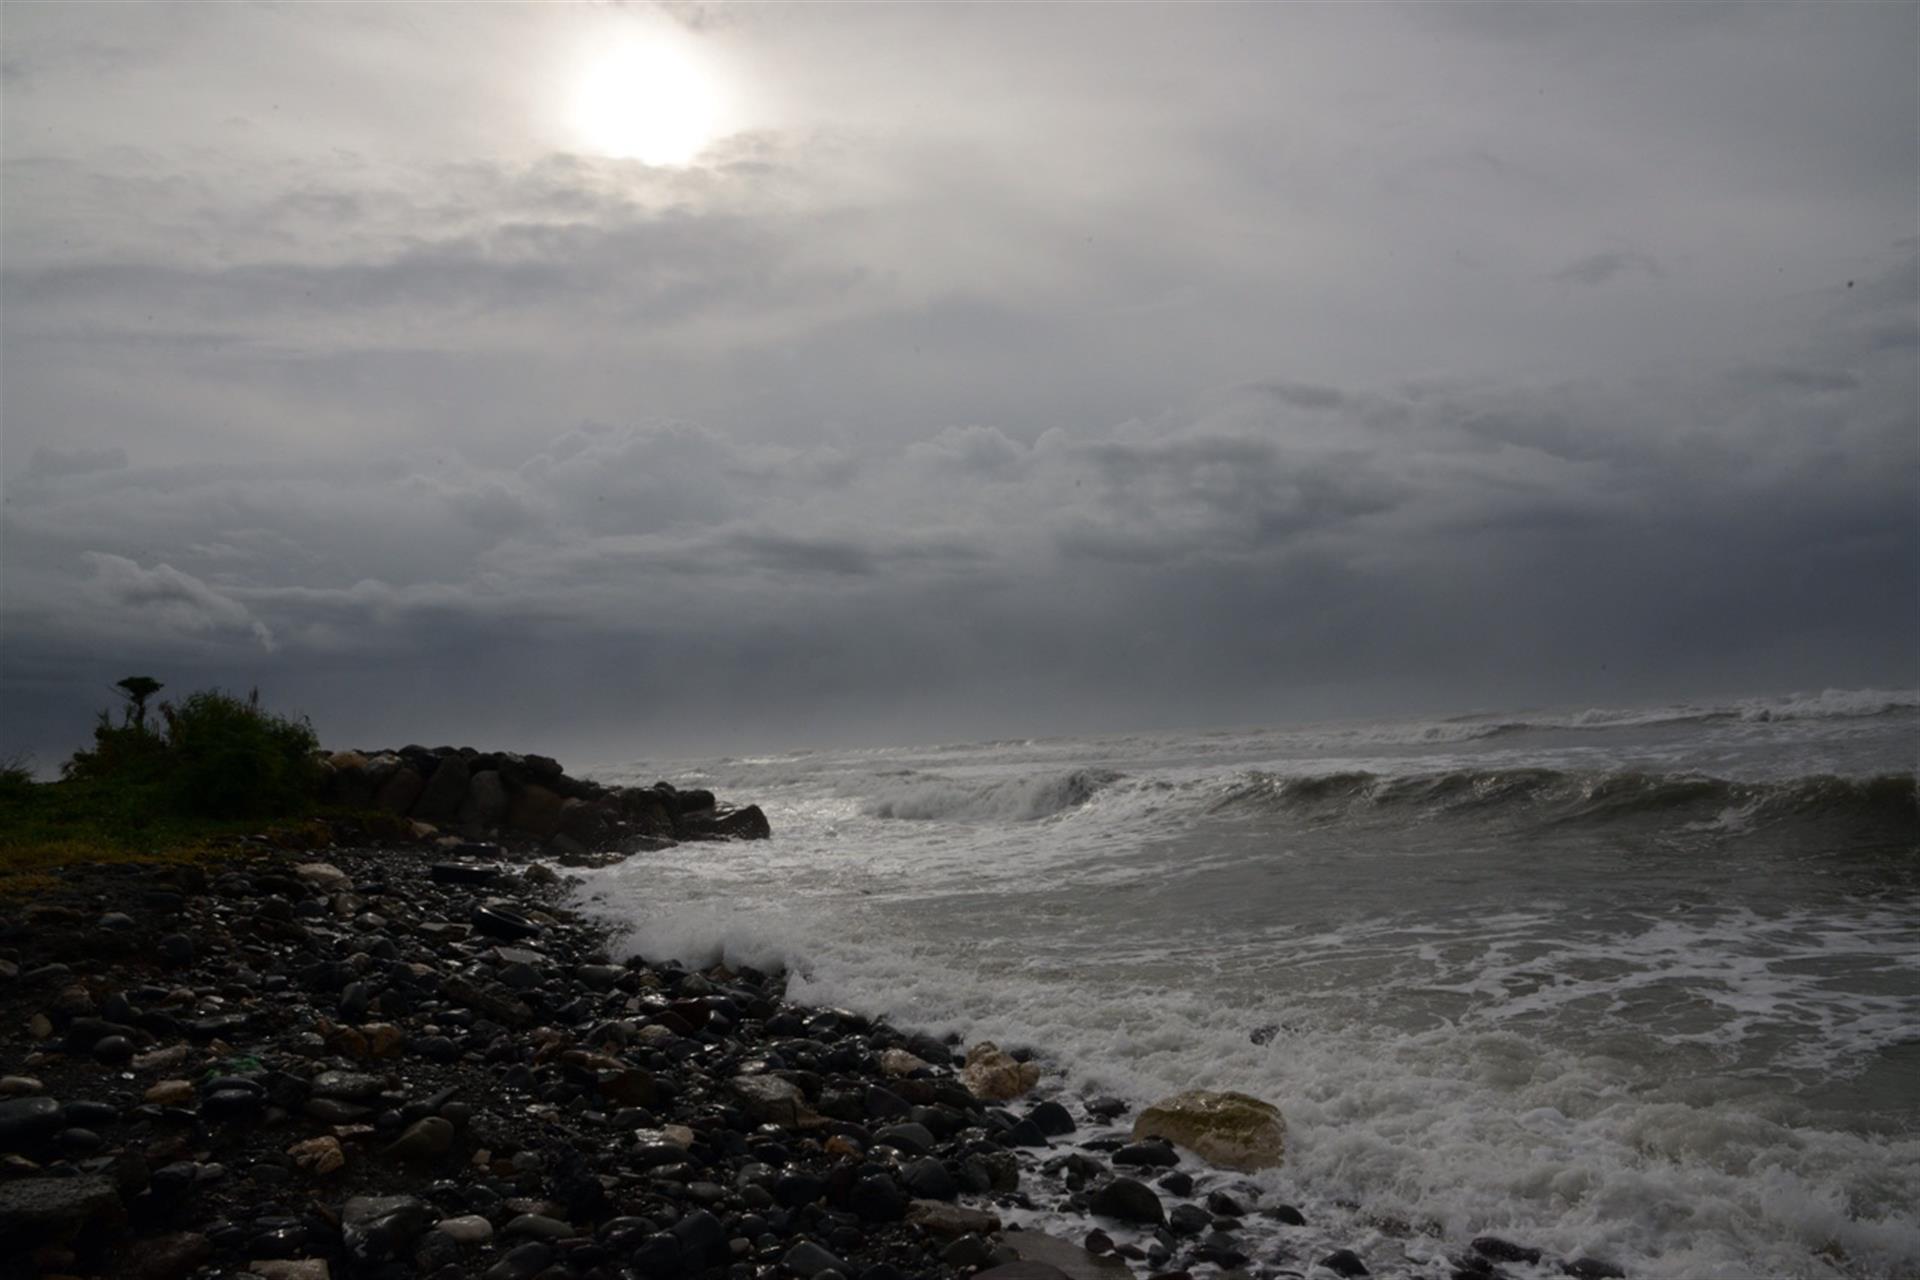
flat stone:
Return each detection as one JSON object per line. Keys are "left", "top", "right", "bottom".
{"left": 435, "top": 1214, "right": 494, "bottom": 1245}
{"left": 781, "top": 1241, "right": 853, "bottom": 1277}
{"left": 504, "top": 1213, "right": 574, "bottom": 1239}
{"left": 145, "top": 1079, "right": 195, "bottom": 1106}
{"left": 311, "top": 1070, "right": 384, "bottom": 1101}
{"left": 293, "top": 863, "right": 352, "bottom": 891}
{"left": 251, "top": 1263, "right": 332, "bottom": 1280}
{"left": 906, "top": 1200, "right": 1002, "bottom": 1237}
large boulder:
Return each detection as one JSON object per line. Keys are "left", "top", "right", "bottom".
{"left": 373, "top": 766, "right": 424, "bottom": 815}
{"left": 410, "top": 755, "right": 471, "bottom": 823}
{"left": 618, "top": 788, "right": 675, "bottom": 837}
{"left": 960, "top": 1042, "right": 1040, "bottom": 1101}
{"left": 556, "top": 798, "right": 611, "bottom": 848}
{"left": 457, "top": 770, "right": 509, "bottom": 830}
{"left": 680, "top": 804, "right": 772, "bottom": 841}
{"left": 506, "top": 784, "right": 565, "bottom": 839}
{"left": 1130, "top": 1089, "right": 1285, "bottom": 1171}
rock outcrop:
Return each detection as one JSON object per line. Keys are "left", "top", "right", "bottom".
{"left": 315, "top": 745, "right": 771, "bottom": 857}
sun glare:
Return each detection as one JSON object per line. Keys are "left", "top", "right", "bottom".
{"left": 571, "top": 38, "right": 722, "bottom": 166}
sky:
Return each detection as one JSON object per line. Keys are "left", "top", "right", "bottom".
{"left": 2, "top": 1, "right": 1915, "bottom": 769}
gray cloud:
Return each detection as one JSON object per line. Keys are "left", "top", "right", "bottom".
{"left": 27, "top": 444, "right": 127, "bottom": 478}
{"left": 1, "top": 3, "right": 1913, "bottom": 764}
{"left": 81, "top": 553, "right": 276, "bottom": 652}
{"left": 1554, "top": 250, "right": 1663, "bottom": 287}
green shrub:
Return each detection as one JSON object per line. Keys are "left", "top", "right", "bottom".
{"left": 160, "top": 689, "right": 319, "bottom": 819}
{"left": 63, "top": 714, "right": 170, "bottom": 785}
{"left": 59, "top": 684, "right": 319, "bottom": 820}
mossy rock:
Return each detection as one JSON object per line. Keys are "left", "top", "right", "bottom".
{"left": 1131, "top": 1089, "right": 1285, "bottom": 1171}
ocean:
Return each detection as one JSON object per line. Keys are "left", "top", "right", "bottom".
{"left": 571, "top": 688, "right": 1920, "bottom": 1279}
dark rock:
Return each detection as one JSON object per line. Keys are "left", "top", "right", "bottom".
{"left": 0, "top": 1174, "right": 124, "bottom": 1249}
{"left": 1563, "top": 1260, "right": 1627, "bottom": 1279}
{"left": 671, "top": 1208, "right": 726, "bottom": 1264}
{"left": 342, "top": 1193, "right": 434, "bottom": 1263}
{"left": 873, "top": 1122, "right": 935, "bottom": 1155}
{"left": 386, "top": 1116, "right": 455, "bottom": 1161}
{"left": 121, "top": 1230, "right": 211, "bottom": 1280}
{"left": 630, "top": 1231, "right": 683, "bottom": 1275}
{"left": 471, "top": 902, "right": 543, "bottom": 941}
{"left": 942, "top": 1233, "right": 997, "bottom": 1268}
{"left": 1154, "top": 1171, "right": 1194, "bottom": 1197}
{"left": 375, "top": 766, "right": 425, "bottom": 814}
{"left": 1113, "top": 1140, "right": 1178, "bottom": 1167}
{"left": 848, "top": 1174, "right": 907, "bottom": 1223}
{"left": 899, "top": 1156, "right": 958, "bottom": 1201}
{"left": 970, "top": 1265, "right": 1074, "bottom": 1280}
{"left": 783, "top": 1241, "right": 854, "bottom": 1277}
{"left": 1320, "top": 1249, "right": 1370, "bottom": 1277}
{"left": 0, "top": 1096, "right": 62, "bottom": 1152}
{"left": 1267, "top": 1203, "right": 1306, "bottom": 1226}
{"left": 440, "top": 974, "right": 533, "bottom": 1026}
{"left": 1204, "top": 1190, "right": 1244, "bottom": 1217}
{"left": 430, "top": 862, "right": 498, "bottom": 885}
{"left": 1085, "top": 1096, "right": 1129, "bottom": 1120}
{"left": 1474, "top": 1237, "right": 1543, "bottom": 1266}
{"left": 459, "top": 770, "right": 510, "bottom": 829}
{"left": 506, "top": 784, "right": 566, "bottom": 838}
{"left": 775, "top": 1172, "right": 828, "bottom": 1208}
{"left": 156, "top": 934, "right": 194, "bottom": 966}
{"left": 487, "top": 1240, "right": 556, "bottom": 1280}
{"left": 1167, "top": 1204, "right": 1210, "bottom": 1237}
{"left": 1028, "top": 1100, "right": 1075, "bottom": 1135}
{"left": 1088, "top": 1177, "right": 1164, "bottom": 1226}
{"left": 413, "top": 754, "right": 472, "bottom": 823}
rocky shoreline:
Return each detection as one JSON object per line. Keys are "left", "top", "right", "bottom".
{"left": 0, "top": 778, "right": 1623, "bottom": 1280}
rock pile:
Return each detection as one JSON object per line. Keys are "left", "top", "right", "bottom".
{"left": 317, "top": 749, "right": 771, "bottom": 860}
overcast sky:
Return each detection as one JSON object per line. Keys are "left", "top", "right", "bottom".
{"left": 2, "top": 2, "right": 1915, "bottom": 768}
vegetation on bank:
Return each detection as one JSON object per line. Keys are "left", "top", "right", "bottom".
{"left": 0, "top": 678, "right": 329, "bottom": 893}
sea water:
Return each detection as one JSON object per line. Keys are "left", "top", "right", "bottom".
{"left": 571, "top": 689, "right": 1920, "bottom": 1279}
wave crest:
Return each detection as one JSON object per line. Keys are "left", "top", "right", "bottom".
{"left": 1209, "top": 767, "right": 1920, "bottom": 827}
{"left": 863, "top": 767, "right": 1124, "bottom": 821}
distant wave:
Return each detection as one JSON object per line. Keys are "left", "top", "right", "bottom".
{"left": 862, "top": 767, "right": 1125, "bottom": 821}
{"left": 1209, "top": 767, "right": 1920, "bottom": 828}
{"left": 1370, "top": 688, "right": 1920, "bottom": 744}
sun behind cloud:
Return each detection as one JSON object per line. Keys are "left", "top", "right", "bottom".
{"left": 570, "top": 34, "right": 724, "bottom": 165}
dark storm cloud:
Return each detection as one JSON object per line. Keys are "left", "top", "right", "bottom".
{"left": 2, "top": 2, "right": 1914, "bottom": 764}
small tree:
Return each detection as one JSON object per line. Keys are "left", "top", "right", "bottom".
{"left": 114, "top": 676, "right": 164, "bottom": 729}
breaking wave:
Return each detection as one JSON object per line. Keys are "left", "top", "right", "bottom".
{"left": 1208, "top": 767, "right": 1920, "bottom": 828}
{"left": 862, "top": 767, "right": 1125, "bottom": 821}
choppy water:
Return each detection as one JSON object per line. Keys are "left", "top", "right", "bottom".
{"left": 573, "top": 688, "right": 1920, "bottom": 1279}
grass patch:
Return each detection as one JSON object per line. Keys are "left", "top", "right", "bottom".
{"left": 0, "top": 772, "right": 259, "bottom": 895}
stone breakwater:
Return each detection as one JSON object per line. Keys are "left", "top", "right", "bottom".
{"left": 317, "top": 749, "right": 771, "bottom": 859}
{"left": 0, "top": 838, "right": 1626, "bottom": 1280}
